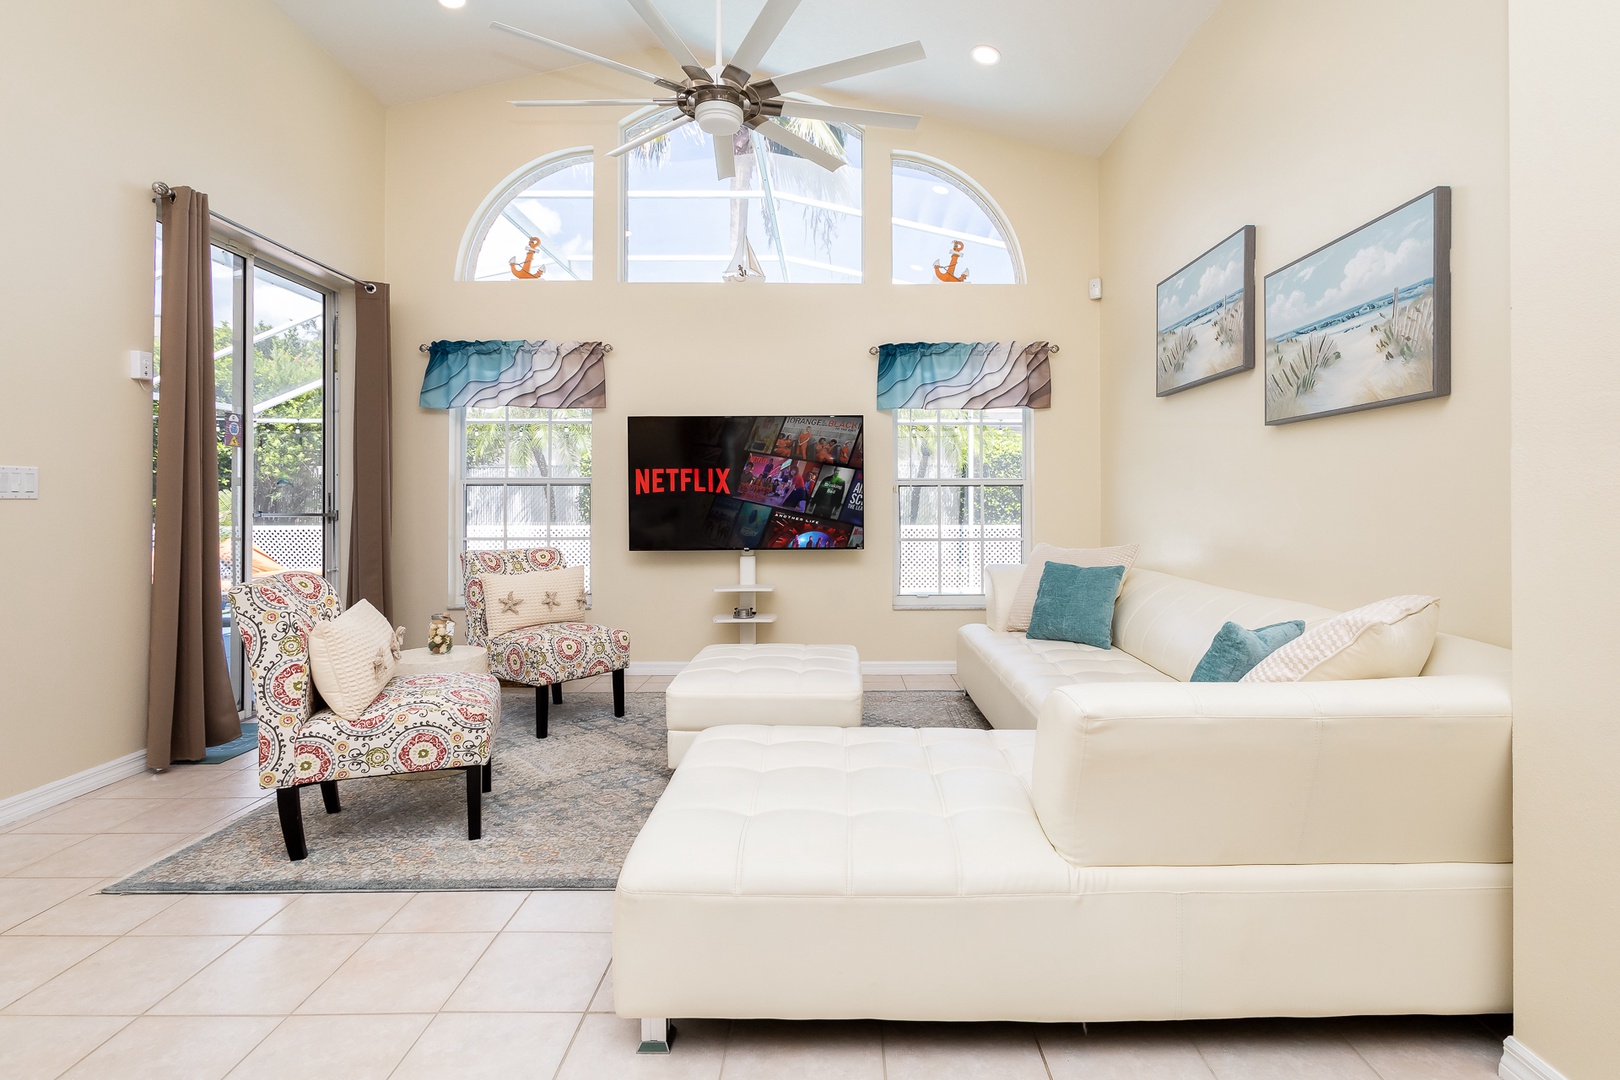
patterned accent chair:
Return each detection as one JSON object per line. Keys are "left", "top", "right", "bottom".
{"left": 229, "top": 572, "right": 503, "bottom": 861}
{"left": 462, "top": 548, "right": 631, "bottom": 738}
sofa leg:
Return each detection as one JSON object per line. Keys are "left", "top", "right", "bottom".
{"left": 319, "top": 780, "right": 341, "bottom": 815}
{"left": 612, "top": 668, "right": 626, "bottom": 718}
{"left": 637, "top": 1017, "right": 675, "bottom": 1054}
{"left": 536, "top": 685, "right": 549, "bottom": 739}
{"left": 482, "top": 759, "right": 492, "bottom": 793}
{"left": 276, "top": 787, "right": 307, "bottom": 862}
{"left": 552, "top": 681, "right": 563, "bottom": 704}
{"left": 465, "top": 765, "right": 483, "bottom": 840}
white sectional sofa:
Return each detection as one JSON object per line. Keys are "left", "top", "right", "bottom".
{"left": 613, "top": 568, "right": 1512, "bottom": 1041}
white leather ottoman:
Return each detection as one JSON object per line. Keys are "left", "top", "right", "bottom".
{"left": 663, "top": 644, "right": 862, "bottom": 767}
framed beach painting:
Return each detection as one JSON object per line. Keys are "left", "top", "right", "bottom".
{"left": 1263, "top": 187, "right": 1451, "bottom": 425}
{"left": 1156, "top": 225, "right": 1255, "bottom": 396}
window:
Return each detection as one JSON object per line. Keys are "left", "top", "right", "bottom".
{"left": 891, "top": 155, "right": 1023, "bottom": 285}
{"left": 894, "top": 409, "right": 1029, "bottom": 606}
{"left": 457, "top": 408, "right": 593, "bottom": 597}
{"left": 461, "top": 152, "right": 594, "bottom": 281}
{"left": 622, "top": 107, "right": 862, "bottom": 283}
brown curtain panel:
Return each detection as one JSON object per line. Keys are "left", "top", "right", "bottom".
{"left": 147, "top": 186, "right": 240, "bottom": 768}
{"left": 346, "top": 282, "right": 394, "bottom": 620}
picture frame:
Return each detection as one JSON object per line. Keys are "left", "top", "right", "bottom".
{"left": 1155, "top": 225, "right": 1256, "bottom": 396}
{"left": 1263, "top": 187, "right": 1451, "bottom": 425}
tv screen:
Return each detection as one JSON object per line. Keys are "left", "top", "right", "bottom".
{"left": 628, "top": 415, "right": 865, "bottom": 551}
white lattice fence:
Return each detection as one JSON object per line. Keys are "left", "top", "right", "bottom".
{"left": 253, "top": 524, "right": 323, "bottom": 572}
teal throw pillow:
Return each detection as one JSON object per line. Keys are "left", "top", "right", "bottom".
{"left": 1025, "top": 562, "right": 1127, "bottom": 649}
{"left": 1189, "top": 620, "right": 1306, "bottom": 682}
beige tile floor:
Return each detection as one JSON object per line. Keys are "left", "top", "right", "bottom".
{"left": 0, "top": 684, "right": 1509, "bottom": 1079}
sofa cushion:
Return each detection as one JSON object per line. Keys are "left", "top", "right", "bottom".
{"left": 489, "top": 621, "right": 631, "bottom": 685}
{"left": 1006, "top": 542, "right": 1139, "bottom": 632}
{"left": 958, "top": 623, "right": 1174, "bottom": 729}
{"left": 1189, "top": 620, "right": 1305, "bottom": 682}
{"left": 1027, "top": 563, "right": 1127, "bottom": 648}
{"left": 1243, "top": 596, "right": 1440, "bottom": 683}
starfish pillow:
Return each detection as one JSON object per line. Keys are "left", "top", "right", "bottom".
{"left": 479, "top": 565, "right": 589, "bottom": 637}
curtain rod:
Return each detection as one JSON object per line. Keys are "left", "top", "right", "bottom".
{"left": 151, "top": 182, "right": 377, "bottom": 294}
{"left": 418, "top": 343, "right": 614, "bottom": 352}
{"left": 868, "top": 343, "right": 1059, "bottom": 355}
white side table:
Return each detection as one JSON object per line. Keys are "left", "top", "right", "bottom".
{"left": 393, "top": 646, "right": 489, "bottom": 780}
{"left": 396, "top": 645, "right": 488, "bottom": 678}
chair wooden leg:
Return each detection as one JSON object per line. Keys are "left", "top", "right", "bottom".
{"left": 276, "top": 787, "right": 307, "bottom": 862}
{"left": 319, "top": 780, "right": 341, "bottom": 814}
{"left": 536, "top": 685, "right": 549, "bottom": 739}
{"left": 551, "top": 681, "right": 563, "bottom": 704}
{"left": 482, "top": 759, "right": 493, "bottom": 793}
{"left": 612, "top": 668, "right": 626, "bottom": 718}
{"left": 466, "top": 765, "right": 483, "bottom": 840}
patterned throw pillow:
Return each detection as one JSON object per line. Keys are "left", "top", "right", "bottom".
{"left": 480, "top": 565, "right": 589, "bottom": 637}
{"left": 1006, "top": 542, "right": 1139, "bottom": 633}
{"left": 306, "top": 600, "right": 403, "bottom": 720}
{"left": 1241, "top": 595, "right": 1440, "bottom": 683}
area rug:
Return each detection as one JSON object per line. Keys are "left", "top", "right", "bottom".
{"left": 107, "top": 689, "right": 990, "bottom": 894}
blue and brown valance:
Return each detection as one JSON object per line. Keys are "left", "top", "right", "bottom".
{"left": 419, "top": 340, "right": 608, "bottom": 410}
{"left": 876, "top": 341, "right": 1052, "bottom": 410}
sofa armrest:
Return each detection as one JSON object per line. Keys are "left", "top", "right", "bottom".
{"left": 984, "top": 564, "right": 1025, "bottom": 631}
{"left": 1031, "top": 675, "right": 1512, "bottom": 867}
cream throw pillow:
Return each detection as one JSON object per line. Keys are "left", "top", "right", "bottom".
{"left": 480, "top": 565, "right": 589, "bottom": 637}
{"left": 306, "top": 600, "right": 403, "bottom": 720}
{"left": 1241, "top": 595, "right": 1440, "bottom": 683}
{"left": 1006, "top": 542, "right": 1140, "bottom": 633}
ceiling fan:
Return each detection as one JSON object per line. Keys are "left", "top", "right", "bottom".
{"left": 493, "top": 0, "right": 926, "bottom": 182}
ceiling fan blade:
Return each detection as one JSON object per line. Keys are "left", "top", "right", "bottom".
{"left": 607, "top": 115, "right": 693, "bottom": 157}
{"left": 771, "top": 101, "right": 922, "bottom": 130}
{"left": 713, "top": 133, "right": 737, "bottom": 180}
{"left": 751, "top": 41, "right": 927, "bottom": 99}
{"left": 721, "top": 0, "right": 802, "bottom": 85}
{"left": 625, "top": 0, "right": 711, "bottom": 83}
{"left": 509, "top": 99, "right": 664, "bottom": 107}
{"left": 491, "top": 21, "right": 686, "bottom": 93}
{"left": 749, "top": 118, "right": 847, "bottom": 173}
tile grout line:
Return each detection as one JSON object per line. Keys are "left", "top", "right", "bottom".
{"left": 376, "top": 910, "right": 511, "bottom": 1077}
{"left": 39, "top": 1013, "right": 139, "bottom": 1078}
{"left": 1343, "top": 1031, "right": 1390, "bottom": 1080}
{"left": 1033, "top": 1027, "right": 1055, "bottom": 1080}
{"left": 547, "top": 963, "right": 611, "bottom": 1080}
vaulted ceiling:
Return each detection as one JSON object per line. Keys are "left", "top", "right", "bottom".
{"left": 271, "top": 0, "right": 1219, "bottom": 155}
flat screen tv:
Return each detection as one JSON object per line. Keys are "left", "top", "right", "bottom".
{"left": 628, "top": 415, "right": 865, "bottom": 551}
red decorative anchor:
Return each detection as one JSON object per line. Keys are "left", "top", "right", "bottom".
{"left": 509, "top": 237, "right": 546, "bottom": 280}
{"left": 934, "top": 240, "right": 969, "bottom": 283}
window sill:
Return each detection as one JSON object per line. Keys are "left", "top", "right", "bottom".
{"left": 892, "top": 596, "right": 987, "bottom": 611}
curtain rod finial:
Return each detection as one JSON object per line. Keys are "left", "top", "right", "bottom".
{"left": 151, "top": 181, "right": 171, "bottom": 197}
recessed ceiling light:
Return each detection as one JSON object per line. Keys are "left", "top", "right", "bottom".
{"left": 440, "top": 0, "right": 466, "bottom": 9}
{"left": 931, "top": 184, "right": 951, "bottom": 196}
{"left": 971, "top": 45, "right": 1001, "bottom": 66}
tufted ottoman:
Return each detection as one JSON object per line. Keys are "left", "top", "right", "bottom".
{"left": 663, "top": 644, "right": 862, "bottom": 767}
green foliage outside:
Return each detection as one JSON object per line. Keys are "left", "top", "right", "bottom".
{"left": 898, "top": 411, "right": 1024, "bottom": 528}
{"left": 463, "top": 410, "right": 594, "bottom": 534}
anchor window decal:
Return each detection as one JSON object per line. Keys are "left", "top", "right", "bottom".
{"left": 509, "top": 237, "right": 546, "bottom": 280}
{"left": 934, "top": 240, "right": 970, "bottom": 283}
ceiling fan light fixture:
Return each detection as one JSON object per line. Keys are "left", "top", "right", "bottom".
{"left": 970, "top": 44, "right": 1001, "bottom": 66}
{"left": 694, "top": 98, "right": 745, "bottom": 136}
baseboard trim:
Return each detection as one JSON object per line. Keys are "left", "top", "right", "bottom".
{"left": 0, "top": 750, "right": 148, "bottom": 828}
{"left": 1501, "top": 1037, "right": 1570, "bottom": 1080}
{"left": 627, "top": 660, "right": 957, "bottom": 677}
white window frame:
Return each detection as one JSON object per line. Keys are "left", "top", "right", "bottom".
{"left": 451, "top": 407, "right": 594, "bottom": 606}
{"left": 890, "top": 152, "right": 1026, "bottom": 285}
{"left": 892, "top": 408, "right": 1033, "bottom": 610}
{"left": 456, "top": 148, "right": 595, "bottom": 282}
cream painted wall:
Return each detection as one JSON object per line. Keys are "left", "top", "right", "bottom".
{"left": 383, "top": 60, "right": 1101, "bottom": 663}
{"left": 1097, "top": 0, "right": 1511, "bottom": 645}
{"left": 0, "top": 0, "right": 384, "bottom": 800}
{"left": 1508, "top": 1, "right": 1620, "bottom": 1075}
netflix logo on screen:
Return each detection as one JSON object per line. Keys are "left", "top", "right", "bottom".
{"left": 628, "top": 415, "right": 865, "bottom": 551}
{"left": 633, "top": 468, "right": 732, "bottom": 495}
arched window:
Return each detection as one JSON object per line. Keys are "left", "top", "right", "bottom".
{"left": 891, "top": 155, "right": 1023, "bottom": 285}
{"left": 622, "top": 107, "right": 862, "bottom": 283}
{"left": 461, "top": 151, "right": 594, "bottom": 281}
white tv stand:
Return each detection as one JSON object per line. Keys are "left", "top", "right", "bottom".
{"left": 713, "top": 550, "right": 776, "bottom": 645}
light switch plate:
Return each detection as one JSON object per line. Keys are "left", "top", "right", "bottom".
{"left": 0, "top": 466, "right": 38, "bottom": 499}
